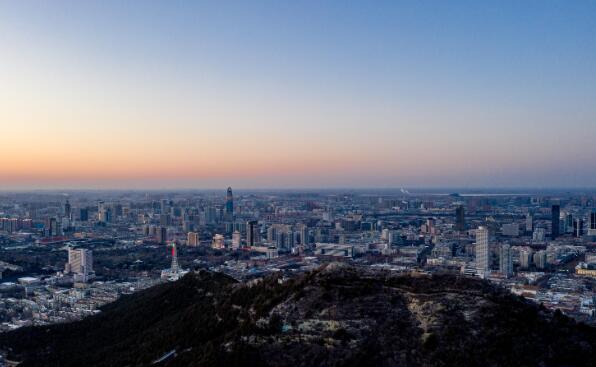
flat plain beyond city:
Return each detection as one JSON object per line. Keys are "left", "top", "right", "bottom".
{"left": 0, "top": 1, "right": 595, "bottom": 366}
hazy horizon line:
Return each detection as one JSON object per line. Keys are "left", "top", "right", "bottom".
{"left": 1, "top": 186, "right": 596, "bottom": 193}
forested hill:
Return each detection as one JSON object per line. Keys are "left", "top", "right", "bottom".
{"left": 1, "top": 264, "right": 595, "bottom": 367}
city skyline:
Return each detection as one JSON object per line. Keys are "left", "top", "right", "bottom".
{"left": 2, "top": 1, "right": 596, "bottom": 189}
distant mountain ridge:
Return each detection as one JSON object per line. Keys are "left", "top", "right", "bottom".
{"left": 1, "top": 264, "right": 594, "bottom": 367}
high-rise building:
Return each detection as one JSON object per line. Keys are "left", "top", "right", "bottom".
{"left": 267, "top": 225, "right": 276, "bottom": 242}
{"left": 98, "top": 206, "right": 112, "bottom": 223}
{"left": 187, "top": 232, "right": 200, "bottom": 246}
{"left": 533, "top": 250, "right": 547, "bottom": 269}
{"left": 520, "top": 248, "right": 533, "bottom": 269}
{"left": 61, "top": 217, "right": 71, "bottom": 233}
{"left": 156, "top": 226, "right": 168, "bottom": 244}
{"left": 500, "top": 244, "right": 513, "bottom": 278}
{"left": 532, "top": 227, "right": 546, "bottom": 243}
{"left": 551, "top": 204, "right": 560, "bottom": 239}
{"left": 64, "top": 248, "right": 94, "bottom": 282}
{"left": 526, "top": 213, "right": 533, "bottom": 234}
{"left": 232, "top": 231, "right": 241, "bottom": 249}
{"left": 455, "top": 205, "right": 465, "bottom": 232}
{"left": 160, "top": 199, "right": 168, "bottom": 214}
{"left": 160, "top": 214, "right": 171, "bottom": 226}
{"left": 475, "top": 226, "right": 489, "bottom": 276}
{"left": 113, "top": 203, "right": 123, "bottom": 218}
{"left": 276, "top": 230, "right": 294, "bottom": 251}
{"left": 565, "top": 213, "right": 574, "bottom": 234}
{"left": 381, "top": 228, "right": 390, "bottom": 241}
{"left": 589, "top": 211, "right": 596, "bottom": 236}
{"left": 388, "top": 230, "right": 400, "bottom": 245}
{"left": 79, "top": 207, "right": 89, "bottom": 222}
{"left": 225, "top": 187, "right": 234, "bottom": 220}
{"left": 297, "top": 223, "right": 309, "bottom": 246}
{"left": 246, "top": 220, "right": 259, "bottom": 247}
{"left": 45, "top": 217, "right": 58, "bottom": 237}
{"left": 426, "top": 218, "right": 435, "bottom": 234}
{"left": 212, "top": 234, "right": 225, "bottom": 249}
{"left": 205, "top": 206, "right": 217, "bottom": 224}
{"left": 573, "top": 218, "right": 584, "bottom": 238}
{"left": 267, "top": 224, "right": 294, "bottom": 251}
{"left": 64, "top": 200, "right": 71, "bottom": 219}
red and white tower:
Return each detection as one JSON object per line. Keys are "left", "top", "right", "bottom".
{"left": 169, "top": 242, "right": 179, "bottom": 274}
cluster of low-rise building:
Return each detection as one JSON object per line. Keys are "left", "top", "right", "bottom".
{"left": 0, "top": 274, "right": 161, "bottom": 332}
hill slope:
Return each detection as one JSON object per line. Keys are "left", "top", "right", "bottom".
{"left": 1, "top": 264, "right": 594, "bottom": 367}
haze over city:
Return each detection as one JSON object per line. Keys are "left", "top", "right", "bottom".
{"left": 1, "top": 1, "right": 596, "bottom": 189}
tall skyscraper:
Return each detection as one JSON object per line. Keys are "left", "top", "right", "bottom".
{"left": 551, "top": 204, "right": 560, "bottom": 239}
{"left": 565, "top": 213, "right": 574, "bottom": 234}
{"left": 455, "top": 205, "right": 465, "bottom": 232}
{"left": 533, "top": 250, "right": 547, "bottom": 269}
{"left": 64, "top": 200, "right": 71, "bottom": 219}
{"left": 160, "top": 214, "right": 171, "bottom": 226}
{"left": 205, "top": 206, "right": 217, "bottom": 224}
{"left": 79, "top": 207, "right": 89, "bottom": 222}
{"left": 499, "top": 244, "right": 513, "bottom": 278}
{"left": 225, "top": 187, "right": 234, "bottom": 220}
{"left": 589, "top": 211, "right": 596, "bottom": 236}
{"left": 381, "top": 228, "right": 390, "bottom": 241}
{"left": 475, "top": 226, "right": 489, "bottom": 276}
{"left": 45, "top": 217, "right": 58, "bottom": 237}
{"left": 526, "top": 213, "right": 533, "bottom": 234}
{"left": 156, "top": 226, "right": 168, "bottom": 244}
{"left": 426, "top": 218, "right": 435, "bottom": 234}
{"left": 64, "top": 248, "right": 94, "bottom": 282}
{"left": 232, "top": 231, "right": 241, "bottom": 249}
{"left": 520, "top": 248, "right": 533, "bottom": 269}
{"left": 297, "top": 223, "right": 309, "bottom": 246}
{"left": 573, "top": 218, "right": 584, "bottom": 238}
{"left": 98, "top": 206, "right": 112, "bottom": 223}
{"left": 160, "top": 199, "right": 168, "bottom": 214}
{"left": 246, "top": 220, "right": 259, "bottom": 247}
{"left": 187, "top": 232, "right": 200, "bottom": 246}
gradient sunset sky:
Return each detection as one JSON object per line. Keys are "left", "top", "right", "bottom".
{"left": 1, "top": 1, "right": 595, "bottom": 189}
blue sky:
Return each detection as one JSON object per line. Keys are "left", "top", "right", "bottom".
{"left": 1, "top": 1, "right": 595, "bottom": 189}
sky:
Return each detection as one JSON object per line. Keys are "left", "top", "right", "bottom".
{"left": 1, "top": 1, "right": 595, "bottom": 190}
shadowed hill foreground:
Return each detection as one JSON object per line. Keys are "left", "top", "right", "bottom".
{"left": 1, "top": 263, "right": 594, "bottom": 367}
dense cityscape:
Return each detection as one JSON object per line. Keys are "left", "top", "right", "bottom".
{"left": 2, "top": 1, "right": 596, "bottom": 365}
{"left": 0, "top": 187, "right": 594, "bottom": 337}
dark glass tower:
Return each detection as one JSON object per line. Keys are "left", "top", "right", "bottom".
{"left": 225, "top": 187, "right": 234, "bottom": 220}
{"left": 455, "top": 205, "right": 465, "bottom": 232}
{"left": 247, "top": 220, "right": 258, "bottom": 247}
{"left": 64, "top": 200, "right": 71, "bottom": 219}
{"left": 79, "top": 207, "right": 89, "bottom": 222}
{"left": 551, "top": 204, "right": 560, "bottom": 239}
